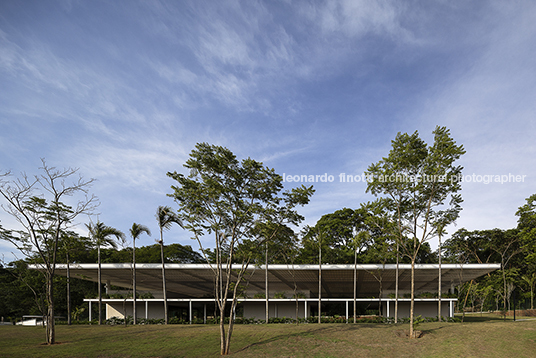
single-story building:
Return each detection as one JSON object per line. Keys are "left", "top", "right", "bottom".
{"left": 43, "top": 263, "right": 500, "bottom": 321}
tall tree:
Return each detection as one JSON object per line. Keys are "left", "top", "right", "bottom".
{"left": 156, "top": 205, "right": 180, "bottom": 324}
{"left": 168, "top": 143, "right": 313, "bottom": 355}
{"left": 365, "top": 126, "right": 465, "bottom": 338}
{"left": 86, "top": 221, "right": 125, "bottom": 325}
{"left": 129, "top": 223, "right": 151, "bottom": 325}
{"left": 0, "top": 162, "right": 97, "bottom": 344}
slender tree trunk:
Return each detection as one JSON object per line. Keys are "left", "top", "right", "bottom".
{"left": 160, "top": 234, "right": 168, "bottom": 324}
{"left": 46, "top": 272, "right": 55, "bottom": 344}
{"left": 438, "top": 234, "right": 442, "bottom": 322}
{"left": 66, "top": 251, "right": 71, "bottom": 326}
{"left": 461, "top": 281, "right": 472, "bottom": 323}
{"left": 219, "top": 307, "right": 227, "bottom": 355}
{"left": 133, "top": 239, "right": 137, "bottom": 325}
{"left": 98, "top": 245, "right": 102, "bottom": 325}
{"left": 395, "top": 242, "right": 399, "bottom": 323}
{"left": 409, "top": 258, "right": 415, "bottom": 338}
{"left": 224, "top": 300, "right": 238, "bottom": 355}
{"left": 378, "top": 274, "right": 383, "bottom": 317}
{"left": 503, "top": 268, "right": 508, "bottom": 313}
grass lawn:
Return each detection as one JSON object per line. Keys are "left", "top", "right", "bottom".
{"left": 1, "top": 315, "right": 535, "bottom": 357}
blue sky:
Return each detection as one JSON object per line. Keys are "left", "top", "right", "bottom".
{"left": 1, "top": 0, "right": 535, "bottom": 262}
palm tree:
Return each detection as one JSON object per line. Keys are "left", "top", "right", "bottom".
{"left": 129, "top": 223, "right": 151, "bottom": 325}
{"left": 86, "top": 221, "right": 125, "bottom": 325}
{"left": 156, "top": 206, "right": 180, "bottom": 324}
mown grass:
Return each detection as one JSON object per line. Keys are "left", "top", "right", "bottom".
{"left": 1, "top": 315, "right": 535, "bottom": 357}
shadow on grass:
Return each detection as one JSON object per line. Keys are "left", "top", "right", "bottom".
{"left": 232, "top": 325, "right": 355, "bottom": 354}
{"left": 232, "top": 323, "right": 391, "bottom": 354}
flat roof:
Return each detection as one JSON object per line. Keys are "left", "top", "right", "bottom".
{"left": 35, "top": 263, "right": 500, "bottom": 298}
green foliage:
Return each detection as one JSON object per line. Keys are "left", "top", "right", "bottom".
{"left": 0, "top": 259, "right": 97, "bottom": 321}
{"left": 299, "top": 208, "right": 365, "bottom": 264}
{"left": 365, "top": 126, "right": 465, "bottom": 261}
{"left": 167, "top": 143, "right": 314, "bottom": 355}
{"left": 412, "top": 315, "right": 424, "bottom": 331}
{"left": 97, "top": 243, "right": 204, "bottom": 264}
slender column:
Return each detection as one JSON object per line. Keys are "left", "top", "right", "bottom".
{"left": 395, "top": 242, "right": 399, "bottom": 323}
{"left": 438, "top": 233, "right": 442, "bottom": 321}
{"left": 387, "top": 300, "right": 390, "bottom": 317}
{"left": 450, "top": 300, "right": 454, "bottom": 318}
{"left": 189, "top": 300, "right": 192, "bottom": 324}
{"left": 133, "top": 247, "right": 136, "bottom": 325}
{"left": 305, "top": 300, "right": 308, "bottom": 319}
{"left": 345, "top": 300, "right": 348, "bottom": 323}
{"left": 265, "top": 242, "right": 269, "bottom": 323}
{"left": 89, "top": 301, "right": 92, "bottom": 321}
{"left": 318, "top": 238, "right": 322, "bottom": 324}
{"left": 145, "top": 300, "right": 148, "bottom": 320}
{"left": 353, "top": 248, "right": 357, "bottom": 324}
{"left": 204, "top": 304, "right": 207, "bottom": 324}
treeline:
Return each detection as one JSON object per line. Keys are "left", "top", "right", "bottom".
{"left": 0, "top": 242, "right": 203, "bottom": 322}
{"left": 4, "top": 192, "right": 534, "bottom": 322}
{"left": 442, "top": 194, "right": 536, "bottom": 313}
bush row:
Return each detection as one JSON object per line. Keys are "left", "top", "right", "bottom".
{"left": 56, "top": 315, "right": 460, "bottom": 326}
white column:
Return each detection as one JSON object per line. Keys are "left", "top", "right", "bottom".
{"left": 89, "top": 301, "right": 92, "bottom": 321}
{"left": 145, "top": 301, "right": 148, "bottom": 320}
{"left": 450, "top": 300, "right": 454, "bottom": 318}
{"left": 204, "top": 304, "right": 207, "bottom": 324}
{"left": 305, "top": 300, "right": 308, "bottom": 319}
{"left": 275, "top": 303, "right": 278, "bottom": 318}
{"left": 345, "top": 300, "right": 348, "bottom": 323}
{"left": 189, "top": 300, "right": 192, "bottom": 323}
{"left": 387, "top": 300, "right": 390, "bottom": 317}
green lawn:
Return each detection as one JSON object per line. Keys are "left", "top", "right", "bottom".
{"left": 1, "top": 316, "right": 535, "bottom": 357}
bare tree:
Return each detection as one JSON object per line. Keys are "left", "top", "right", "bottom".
{"left": 0, "top": 161, "right": 97, "bottom": 344}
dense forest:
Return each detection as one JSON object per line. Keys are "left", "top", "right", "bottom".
{"left": 0, "top": 242, "right": 203, "bottom": 322}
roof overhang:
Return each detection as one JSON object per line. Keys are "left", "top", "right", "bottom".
{"left": 32, "top": 263, "right": 500, "bottom": 298}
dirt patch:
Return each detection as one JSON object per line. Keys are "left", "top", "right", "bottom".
{"left": 395, "top": 330, "right": 424, "bottom": 338}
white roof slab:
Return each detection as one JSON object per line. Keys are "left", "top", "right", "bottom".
{"left": 32, "top": 263, "right": 500, "bottom": 298}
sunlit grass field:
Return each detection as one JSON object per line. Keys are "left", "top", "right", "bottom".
{"left": 1, "top": 315, "right": 535, "bottom": 357}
